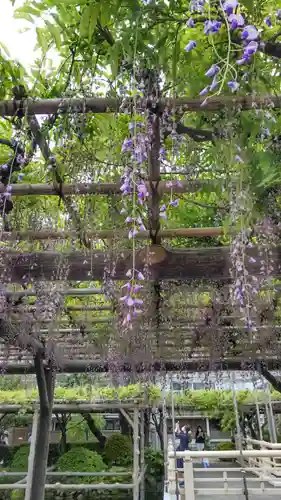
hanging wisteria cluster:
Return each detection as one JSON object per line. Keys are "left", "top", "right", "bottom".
{"left": 119, "top": 106, "right": 181, "bottom": 326}
{"left": 185, "top": 0, "right": 280, "bottom": 97}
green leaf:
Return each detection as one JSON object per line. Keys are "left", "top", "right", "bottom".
{"left": 15, "top": 5, "right": 41, "bottom": 16}
{"left": 36, "top": 27, "right": 48, "bottom": 53}
{"left": 0, "top": 41, "right": 10, "bottom": 57}
{"left": 88, "top": 4, "right": 100, "bottom": 42}
{"left": 99, "top": 6, "right": 110, "bottom": 28}
{"left": 46, "top": 22, "right": 61, "bottom": 50}
{"left": 79, "top": 5, "right": 91, "bottom": 38}
{"left": 14, "top": 11, "right": 34, "bottom": 22}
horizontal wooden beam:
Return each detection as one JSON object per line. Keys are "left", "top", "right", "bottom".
{"left": 0, "top": 227, "right": 224, "bottom": 241}
{"left": 1, "top": 245, "right": 280, "bottom": 282}
{"left": 0, "top": 358, "right": 278, "bottom": 374}
{"left": 0, "top": 95, "right": 280, "bottom": 116}
{"left": 5, "top": 288, "right": 104, "bottom": 299}
{"left": 0, "top": 180, "right": 215, "bottom": 196}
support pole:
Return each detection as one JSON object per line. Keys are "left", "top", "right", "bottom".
{"left": 231, "top": 373, "right": 249, "bottom": 500}
{"left": 133, "top": 408, "right": 140, "bottom": 500}
{"left": 24, "top": 409, "right": 39, "bottom": 500}
{"left": 140, "top": 409, "right": 145, "bottom": 500}
{"left": 163, "top": 395, "right": 168, "bottom": 493}
{"left": 28, "top": 355, "right": 56, "bottom": 500}
{"left": 266, "top": 382, "right": 277, "bottom": 443}
{"left": 183, "top": 458, "right": 195, "bottom": 500}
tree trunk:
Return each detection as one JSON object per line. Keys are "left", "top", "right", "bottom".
{"left": 144, "top": 409, "right": 151, "bottom": 447}
{"left": 83, "top": 413, "right": 106, "bottom": 449}
{"left": 28, "top": 355, "right": 55, "bottom": 500}
{"left": 119, "top": 410, "right": 132, "bottom": 439}
{"left": 151, "top": 409, "right": 164, "bottom": 451}
{"left": 55, "top": 413, "right": 70, "bottom": 455}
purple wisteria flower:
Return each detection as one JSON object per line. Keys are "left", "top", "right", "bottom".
{"left": 235, "top": 154, "right": 244, "bottom": 163}
{"left": 227, "top": 80, "right": 240, "bottom": 92}
{"left": 204, "top": 20, "right": 222, "bottom": 35}
{"left": 244, "top": 40, "right": 259, "bottom": 55}
{"left": 200, "top": 86, "right": 209, "bottom": 96}
{"left": 185, "top": 40, "right": 197, "bottom": 52}
{"left": 277, "top": 9, "right": 281, "bottom": 20}
{"left": 228, "top": 13, "right": 244, "bottom": 29}
{"left": 190, "top": 0, "right": 206, "bottom": 13}
{"left": 122, "top": 138, "right": 133, "bottom": 153}
{"left": 137, "top": 181, "right": 149, "bottom": 203}
{"left": 241, "top": 25, "right": 259, "bottom": 41}
{"left": 159, "top": 146, "right": 166, "bottom": 162}
{"left": 169, "top": 199, "right": 179, "bottom": 207}
{"left": 237, "top": 40, "right": 258, "bottom": 64}
{"left": 210, "top": 77, "right": 218, "bottom": 91}
{"left": 222, "top": 0, "right": 238, "bottom": 15}
{"left": 160, "top": 204, "right": 167, "bottom": 219}
{"left": 205, "top": 64, "right": 219, "bottom": 77}
{"left": 186, "top": 18, "right": 195, "bottom": 27}
{"left": 264, "top": 16, "right": 272, "bottom": 27}
{"left": 16, "top": 154, "right": 25, "bottom": 165}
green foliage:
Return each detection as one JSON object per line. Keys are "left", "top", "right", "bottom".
{"left": 10, "top": 446, "right": 30, "bottom": 472}
{"left": 57, "top": 447, "right": 105, "bottom": 483}
{"left": 144, "top": 448, "right": 164, "bottom": 499}
{"left": 104, "top": 434, "right": 132, "bottom": 466}
{"left": 216, "top": 441, "right": 234, "bottom": 451}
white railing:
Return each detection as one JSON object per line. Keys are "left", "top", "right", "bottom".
{"left": 167, "top": 447, "right": 281, "bottom": 499}
{"left": 246, "top": 438, "right": 281, "bottom": 478}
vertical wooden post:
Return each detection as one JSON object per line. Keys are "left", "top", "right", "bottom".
{"left": 163, "top": 397, "right": 168, "bottom": 493}
{"left": 24, "top": 409, "right": 39, "bottom": 500}
{"left": 133, "top": 408, "right": 140, "bottom": 500}
{"left": 205, "top": 417, "right": 210, "bottom": 438}
{"left": 140, "top": 409, "right": 145, "bottom": 500}
{"left": 28, "top": 355, "right": 55, "bottom": 500}
{"left": 184, "top": 458, "right": 195, "bottom": 500}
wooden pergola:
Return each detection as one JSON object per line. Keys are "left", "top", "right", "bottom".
{"left": 0, "top": 93, "right": 281, "bottom": 499}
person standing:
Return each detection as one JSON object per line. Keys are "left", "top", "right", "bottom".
{"left": 195, "top": 426, "right": 205, "bottom": 452}
{"left": 175, "top": 422, "right": 190, "bottom": 470}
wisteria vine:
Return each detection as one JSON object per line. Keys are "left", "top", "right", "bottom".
{"left": 185, "top": 0, "right": 280, "bottom": 98}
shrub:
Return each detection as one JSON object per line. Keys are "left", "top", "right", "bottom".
{"left": 57, "top": 446, "right": 106, "bottom": 483}
{"left": 144, "top": 449, "right": 164, "bottom": 500}
{"left": 104, "top": 434, "right": 132, "bottom": 466}
{"left": 216, "top": 441, "right": 235, "bottom": 462}
{"left": 10, "top": 445, "right": 30, "bottom": 472}
{"left": 216, "top": 441, "right": 234, "bottom": 451}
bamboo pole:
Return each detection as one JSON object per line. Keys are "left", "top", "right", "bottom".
{"left": 0, "top": 358, "right": 278, "bottom": 374}
{"left": 0, "top": 95, "right": 280, "bottom": 116}
{"left": 24, "top": 409, "right": 39, "bottom": 500}
{"left": 4, "top": 288, "right": 104, "bottom": 299}
{"left": 0, "top": 180, "right": 215, "bottom": 196}
{"left": 0, "top": 226, "right": 225, "bottom": 241}
{"left": 133, "top": 408, "right": 140, "bottom": 500}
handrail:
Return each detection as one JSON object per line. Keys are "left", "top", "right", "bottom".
{"left": 169, "top": 450, "right": 281, "bottom": 458}
{"left": 246, "top": 438, "right": 281, "bottom": 449}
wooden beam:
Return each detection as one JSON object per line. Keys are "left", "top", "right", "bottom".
{"left": 4, "top": 288, "right": 104, "bottom": 299}
{"left": 1, "top": 245, "right": 280, "bottom": 282}
{"left": 0, "top": 227, "right": 225, "bottom": 241}
{"left": 0, "top": 180, "right": 215, "bottom": 196}
{"left": 0, "top": 95, "right": 280, "bottom": 116}
{"left": 0, "top": 358, "right": 279, "bottom": 374}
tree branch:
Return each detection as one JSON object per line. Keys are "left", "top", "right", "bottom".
{"left": 34, "top": 353, "right": 49, "bottom": 411}
{"left": 255, "top": 360, "right": 281, "bottom": 393}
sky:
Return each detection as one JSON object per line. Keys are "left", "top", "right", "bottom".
{"left": 0, "top": 0, "right": 39, "bottom": 68}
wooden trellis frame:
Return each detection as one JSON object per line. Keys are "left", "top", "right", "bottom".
{"left": 0, "top": 91, "right": 280, "bottom": 499}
